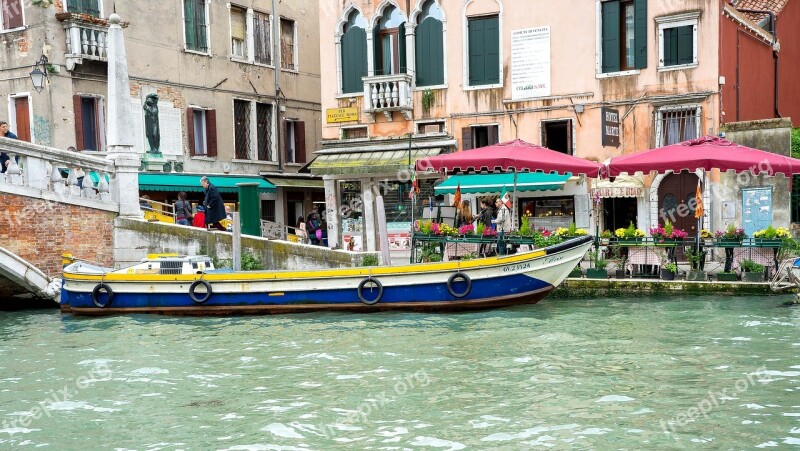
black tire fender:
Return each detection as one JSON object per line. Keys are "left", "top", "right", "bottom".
{"left": 447, "top": 273, "right": 472, "bottom": 298}
{"left": 189, "top": 280, "right": 213, "bottom": 304}
{"left": 357, "top": 277, "right": 383, "bottom": 305}
{"left": 92, "top": 283, "right": 114, "bottom": 308}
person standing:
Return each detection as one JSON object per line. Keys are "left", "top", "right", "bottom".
{"left": 1, "top": 121, "right": 18, "bottom": 173}
{"left": 174, "top": 191, "right": 193, "bottom": 226}
{"left": 477, "top": 199, "right": 493, "bottom": 256}
{"left": 192, "top": 205, "right": 206, "bottom": 228}
{"left": 200, "top": 176, "right": 226, "bottom": 231}
{"left": 295, "top": 216, "right": 307, "bottom": 243}
{"left": 492, "top": 198, "right": 512, "bottom": 255}
{"left": 456, "top": 200, "right": 474, "bottom": 227}
{"left": 306, "top": 206, "right": 321, "bottom": 245}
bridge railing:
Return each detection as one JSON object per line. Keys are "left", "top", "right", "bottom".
{"left": 0, "top": 137, "right": 117, "bottom": 204}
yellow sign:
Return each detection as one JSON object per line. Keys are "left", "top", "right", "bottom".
{"left": 326, "top": 107, "right": 358, "bottom": 123}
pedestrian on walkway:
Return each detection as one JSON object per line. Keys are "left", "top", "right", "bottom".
{"left": 1, "top": 121, "right": 18, "bottom": 173}
{"left": 200, "top": 176, "right": 226, "bottom": 231}
{"left": 174, "top": 191, "right": 193, "bottom": 226}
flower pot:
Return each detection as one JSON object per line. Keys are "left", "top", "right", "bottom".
{"left": 660, "top": 268, "right": 675, "bottom": 280}
{"left": 615, "top": 269, "right": 626, "bottom": 279}
{"left": 755, "top": 239, "right": 783, "bottom": 247}
{"left": 568, "top": 268, "right": 583, "bottom": 278}
{"left": 600, "top": 238, "right": 610, "bottom": 246}
{"left": 742, "top": 271, "right": 765, "bottom": 282}
{"left": 686, "top": 270, "right": 707, "bottom": 281}
{"left": 617, "top": 238, "right": 643, "bottom": 245}
{"left": 716, "top": 272, "right": 738, "bottom": 282}
{"left": 586, "top": 268, "right": 608, "bottom": 279}
{"left": 716, "top": 238, "right": 743, "bottom": 248}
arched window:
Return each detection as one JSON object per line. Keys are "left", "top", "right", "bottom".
{"left": 415, "top": 0, "right": 444, "bottom": 86}
{"left": 374, "top": 6, "right": 406, "bottom": 76}
{"left": 341, "top": 10, "right": 368, "bottom": 94}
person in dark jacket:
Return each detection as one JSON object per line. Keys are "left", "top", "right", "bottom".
{"left": 200, "top": 176, "right": 226, "bottom": 230}
{"left": 1, "top": 121, "right": 18, "bottom": 173}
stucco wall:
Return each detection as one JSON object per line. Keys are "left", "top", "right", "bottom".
{"left": 114, "top": 217, "right": 370, "bottom": 270}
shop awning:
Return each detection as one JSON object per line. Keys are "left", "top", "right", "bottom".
{"left": 309, "top": 148, "right": 443, "bottom": 176}
{"left": 434, "top": 172, "right": 571, "bottom": 195}
{"left": 138, "top": 173, "right": 276, "bottom": 194}
{"left": 263, "top": 176, "right": 324, "bottom": 189}
{"left": 590, "top": 175, "right": 645, "bottom": 198}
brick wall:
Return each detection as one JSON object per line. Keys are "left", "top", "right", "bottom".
{"left": 0, "top": 193, "right": 116, "bottom": 276}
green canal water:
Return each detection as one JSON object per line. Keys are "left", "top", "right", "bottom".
{"left": 1, "top": 296, "right": 799, "bottom": 449}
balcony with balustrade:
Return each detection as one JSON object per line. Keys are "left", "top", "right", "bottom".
{"left": 362, "top": 73, "right": 413, "bottom": 122}
{"left": 56, "top": 13, "right": 117, "bottom": 70}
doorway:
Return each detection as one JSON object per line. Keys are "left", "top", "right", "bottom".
{"left": 658, "top": 172, "right": 700, "bottom": 235}
{"left": 603, "top": 197, "right": 638, "bottom": 232}
{"left": 541, "top": 119, "right": 572, "bottom": 155}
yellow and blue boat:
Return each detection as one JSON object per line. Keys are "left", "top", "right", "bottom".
{"left": 60, "top": 236, "right": 592, "bottom": 316}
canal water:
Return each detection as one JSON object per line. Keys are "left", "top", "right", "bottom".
{"left": 1, "top": 296, "right": 799, "bottom": 449}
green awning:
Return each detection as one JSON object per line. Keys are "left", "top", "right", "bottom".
{"left": 263, "top": 176, "right": 324, "bottom": 188}
{"left": 434, "top": 172, "right": 571, "bottom": 194}
{"left": 309, "top": 148, "right": 443, "bottom": 176}
{"left": 138, "top": 173, "right": 276, "bottom": 194}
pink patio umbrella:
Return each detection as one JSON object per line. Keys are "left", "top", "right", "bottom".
{"left": 416, "top": 139, "right": 603, "bottom": 177}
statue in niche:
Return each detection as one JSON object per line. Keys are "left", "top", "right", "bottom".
{"left": 143, "top": 93, "right": 161, "bottom": 154}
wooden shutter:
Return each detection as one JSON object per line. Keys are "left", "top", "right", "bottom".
{"left": 295, "top": 121, "right": 306, "bottom": 164}
{"left": 485, "top": 16, "right": 499, "bottom": 84}
{"left": 415, "top": 17, "right": 444, "bottom": 87}
{"left": 186, "top": 108, "right": 195, "bottom": 156}
{"left": 231, "top": 7, "right": 246, "bottom": 41}
{"left": 663, "top": 27, "right": 675, "bottom": 66}
{"left": 488, "top": 125, "right": 499, "bottom": 145}
{"left": 341, "top": 26, "right": 367, "bottom": 93}
{"left": 14, "top": 97, "right": 30, "bottom": 142}
{"left": 601, "top": 1, "right": 620, "bottom": 73}
{"left": 461, "top": 127, "right": 473, "bottom": 151}
{"left": 677, "top": 25, "right": 693, "bottom": 65}
{"left": 183, "top": 0, "right": 196, "bottom": 50}
{"left": 206, "top": 109, "right": 217, "bottom": 157}
{"left": 3, "top": 0, "right": 24, "bottom": 30}
{"left": 634, "top": 0, "right": 647, "bottom": 69}
{"left": 73, "top": 95, "right": 84, "bottom": 150}
{"left": 372, "top": 26, "right": 381, "bottom": 75}
{"left": 468, "top": 17, "right": 484, "bottom": 85}
{"left": 398, "top": 22, "right": 406, "bottom": 74}
{"left": 254, "top": 12, "right": 271, "bottom": 64}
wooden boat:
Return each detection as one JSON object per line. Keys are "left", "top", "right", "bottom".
{"left": 60, "top": 236, "right": 593, "bottom": 316}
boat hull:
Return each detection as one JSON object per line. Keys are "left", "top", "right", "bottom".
{"left": 61, "top": 236, "right": 592, "bottom": 316}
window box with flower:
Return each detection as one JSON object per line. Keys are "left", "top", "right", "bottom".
{"left": 715, "top": 224, "right": 746, "bottom": 246}
{"left": 752, "top": 225, "right": 791, "bottom": 247}
{"left": 649, "top": 221, "right": 689, "bottom": 245}
{"left": 614, "top": 222, "right": 645, "bottom": 244}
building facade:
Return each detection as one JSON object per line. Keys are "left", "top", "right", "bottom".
{"left": 317, "top": 0, "right": 797, "bottom": 251}
{"left": 0, "top": 0, "right": 322, "bottom": 226}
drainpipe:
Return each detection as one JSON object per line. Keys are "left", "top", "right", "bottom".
{"left": 273, "top": 0, "right": 283, "bottom": 171}
{"left": 736, "top": 8, "right": 781, "bottom": 118}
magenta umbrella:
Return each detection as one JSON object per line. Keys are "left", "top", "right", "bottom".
{"left": 416, "top": 139, "right": 603, "bottom": 177}
{"left": 607, "top": 136, "right": 800, "bottom": 177}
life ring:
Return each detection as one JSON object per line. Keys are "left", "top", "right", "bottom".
{"left": 447, "top": 273, "right": 472, "bottom": 298}
{"left": 189, "top": 280, "right": 213, "bottom": 304}
{"left": 92, "top": 283, "right": 114, "bottom": 308}
{"left": 357, "top": 277, "right": 383, "bottom": 305}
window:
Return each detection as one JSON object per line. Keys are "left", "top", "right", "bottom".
{"left": 73, "top": 95, "right": 105, "bottom": 151}
{"left": 284, "top": 120, "right": 306, "bottom": 164}
{"left": 183, "top": 0, "right": 208, "bottom": 53}
{"left": 230, "top": 6, "right": 247, "bottom": 58}
{"left": 417, "top": 121, "right": 445, "bottom": 134}
{"left": 1, "top": 0, "right": 24, "bottom": 30}
{"left": 542, "top": 120, "right": 573, "bottom": 155}
{"left": 374, "top": 6, "right": 406, "bottom": 76}
{"left": 65, "top": 0, "right": 99, "bottom": 16}
{"left": 254, "top": 11, "right": 271, "bottom": 65}
{"left": 657, "top": 13, "right": 698, "bottom": 68}
{"left": 342, "top": 126, "right": 368, "bottom": 139}
{"left": 280, "top": 18, "right": 296, "bottom": 70}
{"left": 233, "top": 99, "right": 251, "bottom": 159}
{"left": 415, "top": 0, "right": 444, "bottom": 86}
{"left": 256, "top": 102, "right": 273, "bottom": 161}
{"left": 461, "top": 125, "right": 498, "bottom": 150}
{"left": 187, "top": 108, "right": 217, "bottom": 157}
{"left": 656, "top": 106, "right": 699, "bottom": 146}
{"left": 467, "top": 15, "right": 499, "bottom": 86}
{"left": 600, "top": 0, "right": 647, "bottom": 73}
{"left": 341, "top": 10, "right": 368, "bottom": 94}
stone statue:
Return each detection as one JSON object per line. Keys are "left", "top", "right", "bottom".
{"left": 143, "top": 93, "right": 161, "bottom": 154}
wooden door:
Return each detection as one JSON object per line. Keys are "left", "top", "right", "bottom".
{"left": 14, "top": 97, "right": 31, "bottom": 142}
{"left": 658, "top": 172, "right": 699, "bottom": 235}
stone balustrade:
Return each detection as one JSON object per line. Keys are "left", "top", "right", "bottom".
{"left": 0, "top": 137, "right": 117, "bottom": 206}
{"left": 363, "top": 73, "right": 413, "bottom": 121}
{"left": 58, "top": 14, "right": 110, "bottom": 68}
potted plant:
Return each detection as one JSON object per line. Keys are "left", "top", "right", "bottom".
{"left": 609, "top": 245, "right": 627, "bottom": 278}
{"left": 600, "top": 229, "right": 612, "bottom": 246}
{"left": 568, "top": 264, "right": 583, "bottom": 278}
{"left": 741, "top": 259, "right": 765, "bottom": 282}
{"left": 615, "top": 222, "right": 645, "bottom": 244}
{"left": 686, "top": 249, "right": 706, "bottom": 281}
{"left": 458, "top": 224, "right": 475, "bottom": 236}
{"left": 752, "top": 225, "right": 791, "bottom": 247}
{"left": 660, "top": 262, "right": 677, "bottom": 280}
{"left": 586, "top": 250, "right": 608, "bottom": 279}
{"left": 700, "top": 229, "right": 714, "bottom": 246}
{"left": 554, "top": 223, "right": 588, "bottom": 239}
{"left": 715, "top": 224, "right": 746, "bottom": 246}
{"left": 716, "top": 271, "right": 738, "bottom": 282}
{"left": 650, "top": 221, "right": 689, "bottom": 245}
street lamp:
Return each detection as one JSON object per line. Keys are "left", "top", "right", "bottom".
{"left": 29, "top": 55, "right": 49, "bottom": 93}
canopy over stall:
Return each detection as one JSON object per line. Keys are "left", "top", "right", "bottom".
{"left": 434, "top": 172, "right": 571, "bottom": 195}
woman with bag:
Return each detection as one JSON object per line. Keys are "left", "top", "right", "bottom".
{"left": 174, "top": 192, "right": 193, "bottom": 226}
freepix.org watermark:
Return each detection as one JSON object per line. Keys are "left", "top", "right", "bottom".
{"left": 659, "top": 365, "right": 771, "bottom": 434}
{"left": 1, "top": 363, "right": 112, "bottom": 430}
{"left": 319, "top": 369, "right": 430, "bottom": 439}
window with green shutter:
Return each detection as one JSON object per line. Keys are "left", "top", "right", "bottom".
{"left": 657, "top": 14, "right": 698, "bottom": 68}
{"left": 415, "top": 0, "right": 444, "bottom": 87}
{"left": 66, "top": 0, "right": 100, "bottom": 16}
{"left": 468, "top": 15, "right": 499, "bottom": 86}
{"left": 184, "top": 0, "right": 208, "bottom": 52}
{"left": 600, "top": 0, "right": 647, "bottom": 73}
{"left": 341, "top": 10, "right": 368, "bottom": 94}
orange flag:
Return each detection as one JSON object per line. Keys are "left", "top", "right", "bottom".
{"left": 452, "top": 182, "right": 462, "bottom": 207}
{"left": 695, "top": 179, "right": 703, "bottom": 219}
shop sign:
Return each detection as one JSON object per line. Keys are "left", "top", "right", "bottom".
{"left": 591, "top": 186, "right": 643, "bottom": 198}
{"left": 326, "top": 107, "right": 358, "bottom": 123}
{"left": 602, "top": 107, "right": 620, "bottom": 147}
